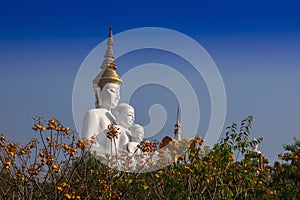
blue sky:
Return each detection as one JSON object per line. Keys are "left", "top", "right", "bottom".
{"left": 0, "top": 0, "right": 300, "bottom": 163}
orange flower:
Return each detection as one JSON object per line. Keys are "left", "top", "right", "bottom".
{"left": 230, "top": 154, "right": 234, "bottom": 162}
{"left": 49, "top": 118, "right": 57, "bottom": 125}
{"left": 39, "top": 152, "right": 45, "bottom": 157}
{"left": 27, "top": 168, "right": 38, "bottom": 175}
{"left": 20, "top": 149, "right": 26, "bottom": 154}
{"left": 64, "top": 193, "right": 72, "bottom": 199}
{"left": 4, "top": 161, "right": 11, "bottom": 169}
{"left": 63, "top": 144, "right": 69, "bottom": 151}
{"left": 258, "top": 181, "right": 262, "bottom": 185}
{"left": 48, "top": 125, "right": 55, "bottom": 130}
{"left": 266, "top": 190, "right": 274, "bottom": 195}
{"left": 70, "top": 148, "right": 77, "bottom": 156}
{"left": 199, "top": 139, "right": 205, "bottom": 145}
{"left": 76, "top": 140, "right": 85, "bottom": 150}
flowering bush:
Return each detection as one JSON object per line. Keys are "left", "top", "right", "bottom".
{"left": 0, "top": 116, "right": 299, "bottom": 199}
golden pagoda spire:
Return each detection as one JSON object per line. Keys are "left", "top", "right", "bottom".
{"left": 100, "top": 25, "right": 114, "bottom": 71}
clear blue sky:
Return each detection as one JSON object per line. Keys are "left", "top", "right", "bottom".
{"left": 0, "top": 0, "right": 300, "bottom": 163}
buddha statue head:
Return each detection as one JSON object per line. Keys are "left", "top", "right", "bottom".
{"left": 95, "top": 62, "right": 122, "bottom": 109}
{"left": 115, "top": 103, "right": 135, "bottom": 129}
{"left": 131, "top": 124, "right": 144, "bottom": 142}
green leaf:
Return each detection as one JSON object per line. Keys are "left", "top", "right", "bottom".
{"left": 143, "top": 185, "right": 149, "bottom": 190}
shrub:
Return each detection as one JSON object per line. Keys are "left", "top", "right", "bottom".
{"left": 0, "top": 116, "right": 299, "bottom": 199}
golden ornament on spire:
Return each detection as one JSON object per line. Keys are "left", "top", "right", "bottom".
{"left": 98, "top": 61, "right": 122, "bottom": 90}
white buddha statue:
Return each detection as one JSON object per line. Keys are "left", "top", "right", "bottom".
{"left": 110, "top": 103, "right": 135, "bottom": 154}
{"left": 125, "top": 124, "right": 144, "bottom": 154}
{"left": 130, "top": 124, "right": 144, "bottom": 142}
{"left": 111, "top": 103, "right": 145, "bottom": 155}
{"left": 81, "top": 27, "right": 123, "bottom": 156}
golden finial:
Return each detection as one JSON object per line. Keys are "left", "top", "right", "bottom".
{"left": 98, "top": 62, "right": 122, "bottom": 90}
{"left": 109, "top": 25, "right": 113, "bottom": 37}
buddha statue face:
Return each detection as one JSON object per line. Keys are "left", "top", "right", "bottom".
{"left": 131, "top": 124, "right": 144, "bottom": 142}
{"left": 115, "top": 104, "right": 135, "bottom": 129}
{"left": 99, "top": 83, "right": 120, "bottom": 109}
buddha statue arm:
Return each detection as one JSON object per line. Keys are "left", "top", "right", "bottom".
{"left": 82, "top": 109, "right": 111, "bottom": 156}
{"left": 82, "top": 109, "right": 100, "bottom": 141}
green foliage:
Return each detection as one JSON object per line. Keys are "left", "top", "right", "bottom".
{"left": 222, "top": 115, "right": 263, "bottom": 160}
{"left": 271, "top": 138, "right": 300, "bottom": 200}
